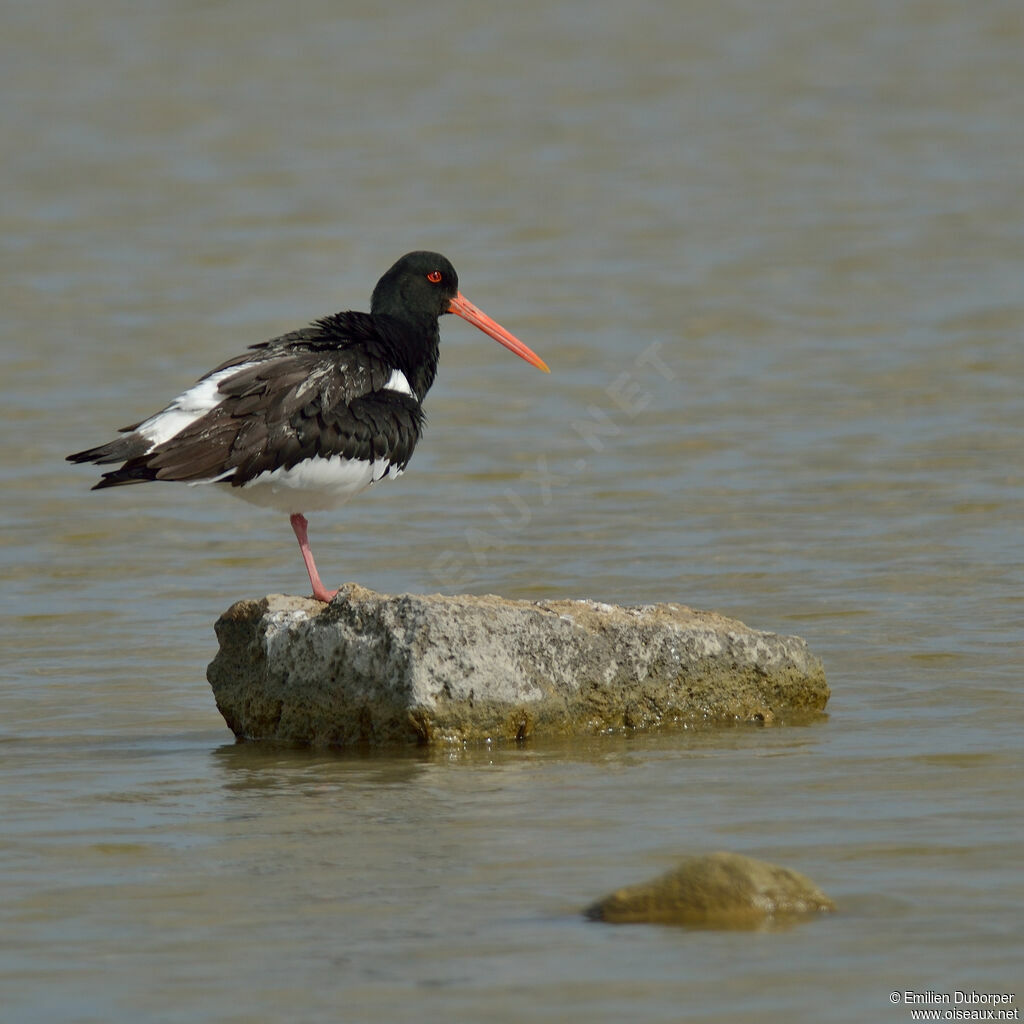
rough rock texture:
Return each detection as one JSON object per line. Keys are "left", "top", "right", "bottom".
{"left": 207, "top": 584, "right": 829, "bottom": 747}
{"left": 585, "top": 851, "right": 836, "bottom": 929}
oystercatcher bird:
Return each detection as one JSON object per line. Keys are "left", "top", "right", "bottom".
{"left": 67, "top": 251, "right": 549, "bottom": 601}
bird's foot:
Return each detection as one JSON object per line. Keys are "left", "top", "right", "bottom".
{"left": 310, "top": 583, "right": 338, "bottom": 603}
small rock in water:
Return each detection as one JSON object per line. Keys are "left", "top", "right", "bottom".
{"left": 585, "top": 851, "right": 836, "bottom": 929}
{"left": 207, "top": 585, "right": 829, "bottom": 747}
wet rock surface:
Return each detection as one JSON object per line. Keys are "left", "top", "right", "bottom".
{"left": 207, "top": 584, "right": 829, "bottom": 747}
{"left": 585, "top": 851, "right": 836, "bottom": 929}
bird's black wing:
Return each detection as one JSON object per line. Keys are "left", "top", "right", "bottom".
{"left": 69, "top": 315, "right": 424, "bottom": 488}
{"left": 146, "top": 347, "right": 424, "bottom": 485}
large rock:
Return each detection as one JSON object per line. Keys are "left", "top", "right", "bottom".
{"left": 207, "top": 584, "right": 829, "bottom": 747}
{"left": 585, "top": 851, "right": 836, "bottom": 928}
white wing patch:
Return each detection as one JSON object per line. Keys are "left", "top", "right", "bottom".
{"left": 137, "top": 363, "right": 258, "bottom": 447}
{"left": 382, "top": 368, "right": 414, "bottom": 398}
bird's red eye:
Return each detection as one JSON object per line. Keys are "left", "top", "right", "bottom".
{"left": 426, "top": 270, "right": 442, "bottom": 283}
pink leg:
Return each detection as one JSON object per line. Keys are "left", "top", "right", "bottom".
{"left": 289, "top": 513, "right": 337, "bottom": 602}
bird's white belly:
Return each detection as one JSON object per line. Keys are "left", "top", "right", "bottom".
{"left": 219, "top": 455, "right": 403, "bottom": 514}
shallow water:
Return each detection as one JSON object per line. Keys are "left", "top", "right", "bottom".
{"left": 3, "top": 1, "right": 1022, "bottom": 1021}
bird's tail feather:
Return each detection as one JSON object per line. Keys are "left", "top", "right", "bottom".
{"left": 67, "top": 434, "right": 152, "bottom": 467}
{"left": 90, "top": 462, "right": 161, "bottom": 489}
{"left": 68, "top": 434, "right": 159, "bottom": 489}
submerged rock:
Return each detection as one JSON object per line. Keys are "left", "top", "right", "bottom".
{"left": 585, "top": 851, "right": 836, "bottom": 928}
{"left": 207, "top": 584, "right": 829, "bottom": 747}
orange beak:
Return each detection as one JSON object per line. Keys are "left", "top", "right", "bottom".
{"left": 448, "top": 292, "right": 550, "bottom": 373}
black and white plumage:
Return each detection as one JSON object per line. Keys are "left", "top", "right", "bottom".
{"left": 68, "top": 251, "right": 549, "bottom": 601}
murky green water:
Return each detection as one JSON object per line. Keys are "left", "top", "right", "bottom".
{"left": 3, "top": 1, "right": 1022, "bottom": 1020}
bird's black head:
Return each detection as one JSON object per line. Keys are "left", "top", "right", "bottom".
{"left": 369, "top": 249, "right": 550, "bottom": 380}
{"left": 371, "top": 251, "right": 459, "bottom": 327}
